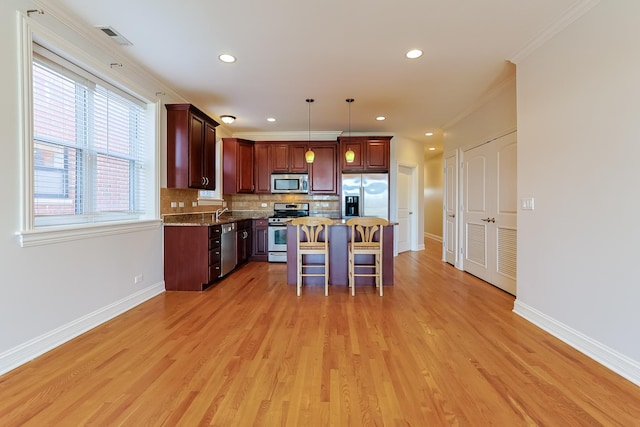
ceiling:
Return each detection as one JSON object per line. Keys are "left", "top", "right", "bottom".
{"left": 48, "top": 0, "right": 577, "bottom": 152}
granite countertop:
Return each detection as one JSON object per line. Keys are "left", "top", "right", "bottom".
{"left": 162, "top": 212, "right": 396, "bottom": 227}
{"left": 162, "top": 211, "right": 269, "bottom": 226}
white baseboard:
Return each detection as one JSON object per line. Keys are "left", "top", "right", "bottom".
{"left": 0, "top": 281, "right": 165, "bottom": 377}
{"left": 424, "top": 232, "right": 443, "bottom": 243}
{"left": 513, "top": 300, "right": 640, "bottom": 387}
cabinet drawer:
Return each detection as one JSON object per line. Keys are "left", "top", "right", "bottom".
{"left": 209, "top": 226, "right": 222, "bottom": 238}
{"left": 253, "top": 218, "right": 268, "bottom": 227}
{"left": 209, "top": 236, "right": 221, "bottom": 249}
{"left": 209, "top": 263, "right": 221, "bottom": 280}
{"left": 209, "top": 248, "right": 221, "bottom": 265}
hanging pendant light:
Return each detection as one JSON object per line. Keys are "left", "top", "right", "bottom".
{"left": 345, "top": 98, "right": 355, "bottom": 163}
{"left": 305, "top": 98, "right": 315, "bottom": 163}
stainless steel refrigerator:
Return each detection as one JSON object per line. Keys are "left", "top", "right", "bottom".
{"left": 341, "top": 173, "right": 389, "bottom": 220}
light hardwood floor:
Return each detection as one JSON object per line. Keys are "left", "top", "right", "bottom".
{"left": 1, "top": 239, "right": 639, "bottom": 426}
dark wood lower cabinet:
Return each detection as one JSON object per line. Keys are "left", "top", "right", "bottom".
{"left": 164, "top": 225, "right": 221, "bottom": 291}
{"left": 236, "top": 219, "right": 252, "bottom": 265}
{"left": 286, "top": 223, "right": 394, "bottom": 287}
{"left": 251, "top": 219, "right": 268, "bottom": 261}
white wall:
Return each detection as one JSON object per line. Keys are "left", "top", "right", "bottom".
{"left": 514, "top": 0, "right": 640, "bottom": 384}
{"left": 423, "top": 153, "right": 443, "bottom": 240}
{"left": 443, "top": 79, "right": 517, "bottom": 151}
{"left": 0, "top": 1, "right": 172, "bottom": 374}
{"left": 391, "top": 136, "right": 425, "bottom": 250}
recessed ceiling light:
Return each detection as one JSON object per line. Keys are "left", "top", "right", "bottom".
{"left": 376, "top": 116, "right": 386, "bottom": 121}
{"left": 267, "top": 117, "right": 276, "bottom": 122}
{"left": 406, "top": 49, "right": 423, "bottom": 59}
{"left": 425, "top": 132, "right": 434, "bottom": 136}
{"left": 429, "top": 147, "right": 436, "bottom": 151}
{"left": 218, "top": 54, "right": 236, "bottom": 63}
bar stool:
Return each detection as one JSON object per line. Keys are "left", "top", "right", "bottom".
{"left": 289, "top": 217, "right": 333, "bottom": 296}
{"left": 346, "top": 217, "right": 388, "bottom": 296}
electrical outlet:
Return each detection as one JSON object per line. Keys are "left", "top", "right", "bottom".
{"left": 170, "top": 202, "right": 177, "bottom": 208}
{"left": 178, "top": 201, "right": 185, "bottom": 208}
{"left": 134, "top": 274, "right": 143, "bottom": 284}
{"left": 192, "top": 201, "right": 198, "bottom": 207}
{"left": 261, "top": 203, "right": 267, "bottom": 207}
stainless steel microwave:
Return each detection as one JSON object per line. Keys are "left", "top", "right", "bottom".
{"left": 271, "top": 173, "right": 309, "bottom": 194}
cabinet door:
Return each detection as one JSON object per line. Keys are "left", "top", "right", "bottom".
{"left": 237, "top": 141, "right": 255, "bottom": 193}
{"left": 365, "top": 139, "right": 390, "bottom": 171}
{"left": 340, "top": 138, "right": 365, "bottom": 171}
{"left": 189, "top": 114, "right": 205, "bottom": 188}
{"left": 254, "top": 143, "right": 271, "bottom": 193}
{"left": 164, "top": 226, "right": 209, "bottom": 291}
{"left": 289, "top": 143, "right": 309, "bottom": 172}
{"left": 203, "top": 122, "right": 217, "bottom": 190}
{"left": 272, "top": 144, "right": 290, "bottom": 172}
{"left": 309, "top": 144, "right": 337, "bottom": 194}
{"left": 251, "top": 220, "right": 268, "bottom": 261}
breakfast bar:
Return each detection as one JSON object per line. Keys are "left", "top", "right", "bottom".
{"left": 286, "top": 221, "right": 394, "bottom": 288}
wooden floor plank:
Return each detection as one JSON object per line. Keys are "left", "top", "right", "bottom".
{"left": 1, "top": 239, "right": 639, "bottom": 426}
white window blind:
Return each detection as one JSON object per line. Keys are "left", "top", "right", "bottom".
{"left": 32, "top": 44, "right": 148, "bottom": 228}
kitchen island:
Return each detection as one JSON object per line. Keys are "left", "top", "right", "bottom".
{"left": 286, "top": 220, "right": 394, "bottom": 288}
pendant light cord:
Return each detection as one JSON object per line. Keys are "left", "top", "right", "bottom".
{"left": 306, "top": 98, "right": 314, "bottom": 142}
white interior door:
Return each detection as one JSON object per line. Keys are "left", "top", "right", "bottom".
{"left": 397, "top": 165, "right": 415, "bottom": 253}
{"left": 462, "top": 133, "right": 517, "bottom": 295}
{"left": 443, "top": 152, "right": 457, "bottom": 265}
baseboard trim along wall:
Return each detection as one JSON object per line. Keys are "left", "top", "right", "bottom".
{"left": 0, "top": 282, "right": 165, "bottom": 377}
{"left": 424, "top": 232, "right": 443, "bottom": 243}
{"left": 513, "top": 300, "right": 640, "bottom": 387}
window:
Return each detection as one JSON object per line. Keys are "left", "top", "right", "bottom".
{"left": 31, "top": 44, "right": 149, "bottom": 228}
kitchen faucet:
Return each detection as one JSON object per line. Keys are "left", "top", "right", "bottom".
{"left": 214, "top": 207, "right": 229, "bottom": 222}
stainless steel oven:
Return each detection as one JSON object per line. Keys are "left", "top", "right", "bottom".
{"left": 267, "top": 203, "right": 309, "bottom": 262}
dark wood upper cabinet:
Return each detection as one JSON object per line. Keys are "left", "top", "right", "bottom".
{"left": 223, "top": 138, "right": 254, "bottom": 194}
{"left": 271, "top": 144, "right": 289, "bottom": 173}
{"left": 339, "top": 136, "right": 391, "bottom": 172}
{"left": 271, "top": 142, "right": 308, "bottom": 173}
{"left": 289, "top": 143, "right": 309, "bottom": 173}
{"left": 166, "top": 104, "right": 219, "bottom": 190}
{"left": 254, "top": 143, "right": 271, "bottom": 194}
{"left": 365, "top": 138, "right": 390, "bottom": 170}
{"left": 339, "top": 138, "right": 365, "bottom": 171}
{"left": 309, "top": 142, "right": 338, "bottom": 194}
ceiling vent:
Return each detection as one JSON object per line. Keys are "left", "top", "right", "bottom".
{"left": 96, "top": 26, "right": 133, "bottom": 46}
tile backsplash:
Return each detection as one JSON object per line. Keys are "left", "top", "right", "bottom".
{"left": 161, "top": 188, "right": 340, "bottom": 218}
{"left": 227, "top": 194, "right": 340, "bottom": 218}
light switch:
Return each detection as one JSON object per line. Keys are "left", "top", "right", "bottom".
{"left": 178, "top": 201, "right": 185, "bottom": 208}
{"left": 521, "top": 198, "right": 534, "bottom": 210}
{"left": 170, "top": 202, "right": 177, "bottom": 208}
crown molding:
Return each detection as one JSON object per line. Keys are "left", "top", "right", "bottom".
{"left": 509, "top": 0, "right": 601, "bottom": 64}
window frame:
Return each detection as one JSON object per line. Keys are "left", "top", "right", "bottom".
{"left": 17, "top": 14, "right": 160, "bottom": 247}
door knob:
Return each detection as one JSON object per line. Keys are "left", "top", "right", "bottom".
{"left": 481, "top": 217, "right": 496, "bottom": 223}
{"left": 448, "top": 214, "right": 455, "bottom": 218}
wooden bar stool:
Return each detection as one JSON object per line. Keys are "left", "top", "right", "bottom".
{"left": 289, "top": 217, "right": 333, "bottom": 296}
{"left": 346, "top": 217, "right": 388, "bottom": 296}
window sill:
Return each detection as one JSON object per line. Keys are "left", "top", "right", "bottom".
{"left": 17, "top": 220, "right": 162, "bottom": 247}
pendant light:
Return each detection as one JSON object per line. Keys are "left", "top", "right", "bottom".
{"left": 345, "top": 98, "right": 355, "bottom": 163}
{"left": 305, "top": 98, "right": 315, "bottom": 163}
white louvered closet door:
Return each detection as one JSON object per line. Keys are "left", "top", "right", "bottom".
{"left": 462, "top": 132, "right": 517, "bottom": 295}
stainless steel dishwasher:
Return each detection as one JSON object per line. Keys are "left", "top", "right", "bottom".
{"left": 220, "top": 222, "right": 237, "bottom": 277}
